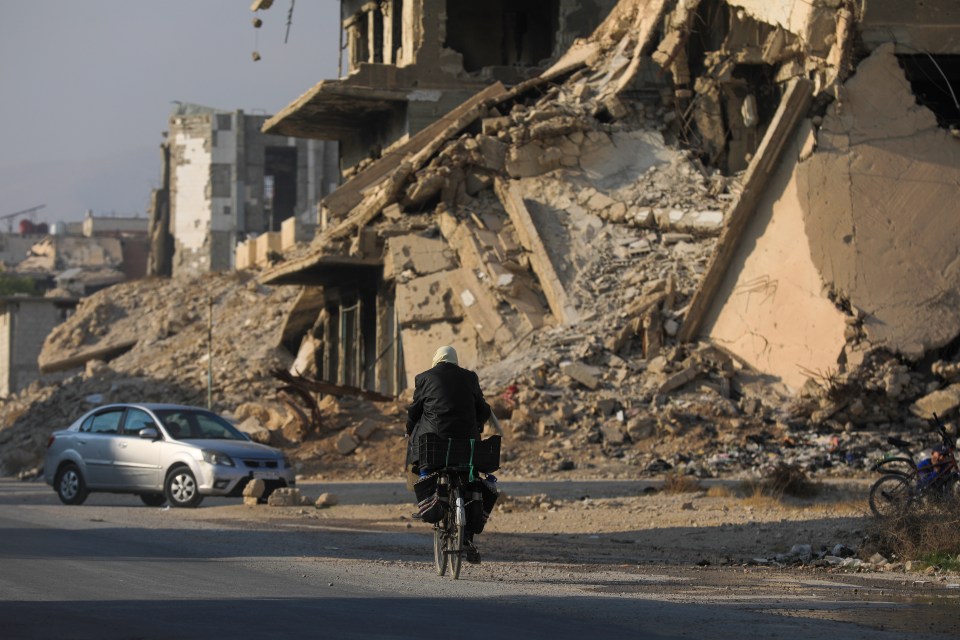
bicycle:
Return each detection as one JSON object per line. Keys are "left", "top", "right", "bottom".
{"left": 868, "top": 415, "right": 960, "bottom": 517}
{"left": 430, "top": 467, "right": 470, "bottom": 578}
{"left": 414, "top": 417, "right": 502, "bottom": 580}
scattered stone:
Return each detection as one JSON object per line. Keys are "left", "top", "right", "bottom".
{"left": 243, "top": 478, "right": 266, "bottom": 499}
{"left": 560, "top": 361, "right": 601, "bottom": 390}
{"left": 335, "top": 432, "right": 360, "bottom": 455}
{"left": 315, "top": 493, "right": 339, "bottom": 508}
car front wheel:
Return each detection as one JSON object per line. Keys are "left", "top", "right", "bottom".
{"left": 55, "top": 463, "right": 89, "bottom": 505}
{"left": 164, "top": 466, "right": 204, "bottom": 508}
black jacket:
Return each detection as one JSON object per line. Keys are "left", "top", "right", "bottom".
{"left": 405, "top": 362, "right": 491, "bottom": 442}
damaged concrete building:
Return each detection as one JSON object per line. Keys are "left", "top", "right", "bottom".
{"left": 148, "top": 103, "right": 339, "bottom": 276}
{"left": 262, "top": 0, "right": 619, "bottom": 178}
{"left": 252, "top": 0, "right": 960, "bottom": 416}
{"left": 0, "top": 295, "right": 77, "bottom": 397}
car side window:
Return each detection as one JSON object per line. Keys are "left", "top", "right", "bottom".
{"left": 122, "top": 408, "right": 157, "bottom": 436}
{"left": 87, "top": 410, "right": 124, "bottom": 435}
{"left": 79, "top": 415, "right": 96, "bottom": 433}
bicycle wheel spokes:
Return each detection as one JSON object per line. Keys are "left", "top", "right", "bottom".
{"left": 869, "top": 474, "right": 912, "bottom": 517}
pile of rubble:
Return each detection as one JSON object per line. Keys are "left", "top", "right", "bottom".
{"left": 0, "top": 272, "right": 307, "bottom": 475}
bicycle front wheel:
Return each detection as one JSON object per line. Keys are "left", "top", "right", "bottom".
{"left": 869, "top": 474, "right": 912, "bottom": 517}
{"left": 433, "top": 522, "right": 447, "bottom": 576}
{"left": 449, "top": 486, "right": 464, "bottom": 579}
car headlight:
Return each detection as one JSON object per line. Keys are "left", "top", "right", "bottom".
{"left": 202, "top": 449, "right": 235, "bottom": 467}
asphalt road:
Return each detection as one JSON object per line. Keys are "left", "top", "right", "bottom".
{"left": 0, "top": 479, "right": 957, "bottom": 639}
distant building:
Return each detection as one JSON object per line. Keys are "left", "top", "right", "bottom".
{"left": 151, "top": 103, "right": 339, "bottom": 277}
{"left": 0, "top": 296, "right": 77, "bottom": 397}
{"left": 81, "top": 210, "right": 149, "bottom": 238}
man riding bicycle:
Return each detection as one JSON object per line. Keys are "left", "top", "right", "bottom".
{"left": 406, "top": 345, "right": 492, "bottom": 564}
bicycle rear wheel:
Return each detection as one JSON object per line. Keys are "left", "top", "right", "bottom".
{"left": 433, "top": 522, "right": 446, "bottom": 576}
{"left": 869, "top": 474, "right": 912, "bottom": 517}
{"left": 449, "top": 486, "right": 464, "bottom": 579}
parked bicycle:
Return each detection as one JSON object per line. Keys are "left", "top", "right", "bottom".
{"left": 868, "top": 415, "right": 960, "bottom": 517}
{"left": 413, "top": 417, "right": 503, "bottom": 579}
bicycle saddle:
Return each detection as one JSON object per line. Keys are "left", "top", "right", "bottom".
{"left": 887, "top": 436, "right": 911, "bottom": 448}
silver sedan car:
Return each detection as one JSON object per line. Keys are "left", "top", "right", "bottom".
{"left": 43, "top": 403, "right": 296, "bottom": 508}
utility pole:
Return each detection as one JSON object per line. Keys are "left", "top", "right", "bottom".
{"left": 207, "top": 297, "right": 214, "bottom": 409}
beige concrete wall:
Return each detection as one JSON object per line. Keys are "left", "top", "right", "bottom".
{"left": 798, "top": 44, "right": 960, "bottom": 358}
{"left": 235, "top": 239, "right": 256, "bottom": 270}
{"left": 704, "top": 122, "right": 848, "bottom": 390}
{"left": 400, "top": 320, "right": 479, "bottom": 388}
{"left": 254, "top": 233, "right": 283, "bottom": 266}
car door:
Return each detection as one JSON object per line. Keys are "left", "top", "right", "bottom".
{"left": 111, "top": 408, "right": 163, "bottom": 490}
{"left": 79, "top": 409, "right": 125, "bottom": 487}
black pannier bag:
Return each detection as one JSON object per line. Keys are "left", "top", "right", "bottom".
{"left": 417, "top": 434, "right": 501, "bottom": 473}
{"left": 465, "top": 476, "right": 500, "bottom": 534}
{"left": 413, "top": 472, "right": 445, "bottom": 524}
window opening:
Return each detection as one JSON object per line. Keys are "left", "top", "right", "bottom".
{"left": 898, "top": 54, "right": 960, "bottom": 129}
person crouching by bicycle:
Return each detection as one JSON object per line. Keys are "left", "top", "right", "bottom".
{"left": 406, "top": 345, "right": 492, "bottom": 563}
{"left": 918, "top": 444, "right": 950, "bottom": 488}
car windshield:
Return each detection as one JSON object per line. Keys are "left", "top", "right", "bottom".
{"left": 154, "top": 409, "right": 246, "bottom": 441}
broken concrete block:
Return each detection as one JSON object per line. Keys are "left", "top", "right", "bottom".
{"left": 267, "top": 487, "right": 303, "bottom": 507}
{"left": 657, "top": 366, "right": 700, "bottom": 395}
{"left": 599, "top": 421, "right": 626, "bottom": 445}
{"left": 395, "top": 271, "right": 460, "bottom": 326}
{"left": 602, "top": 96, "right": 630, "bottom": 120}
{"left": 595, "top": 399, "right": 618, "bottom": 416}
{"left": 661, "top": 232, "right": 694, "bottom": 245}
{"left": 485, "top": 261, "right": 515, "bottom": 289}
{"left": 606, "top": 202, "right": 627, "bottom": 223}
{"left": 236, "top": 416, "right": 271, "bottom": 445}
{"left": 626, "top": 417, "right": 656, "bottom": 441}
{"left": 476, "top": 135, "right": 506, "bottom": 171}
{"left": 243, "top": 478, "right": 266, "bottom": 498}
{"left": 465, "top": 170, "right": 493, "bottom": 195}
{"left": 243, "top": 496, "right": 259, "bottom": 506}
{"left": 506, "top": 142, "right": 549, "bottom": 178}
{"left": 587, "top": 191, "right": 615, "bottom": 211}
{"left": 315, "top": 493, "right": 339, "bottom": 508}
{"left": 910, "top": 383, "right": 960, "bottom": 419}
{"left": 382, "top": 203, "right": 402, "bottom": 220}
{"left": 537, "top": 418, "right": 560, "bottom": 437}
{"left": 384, "top": 235, "right": 456, "bottom": 279}
{"left": 353, "top": 418, "right": 379, "bottom": 441}
{"left": 482, "top": 116, "right": 511, "bottom": 135}
{"left": 561, "top": 361, "right": 601, "bottom": 390}
{"left": 335, "top": 432, "right": 360, "bottom": 455}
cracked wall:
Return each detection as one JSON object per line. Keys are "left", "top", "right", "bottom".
{"left": 703, "top": 42, "right": 960, "bottom": 390}
{"left": 703, "top": 120, "right": 848, "bottom": 390}
{"left": 798, "top": 44, "right": 960, "bottom": 359}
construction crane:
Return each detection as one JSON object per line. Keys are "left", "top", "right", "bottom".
{"left": 0, "top": 205, "right": 45, "bottom": 233}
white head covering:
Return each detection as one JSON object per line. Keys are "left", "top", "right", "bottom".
{"left": 431, "top": 345, "right": 458, "bottom": 367}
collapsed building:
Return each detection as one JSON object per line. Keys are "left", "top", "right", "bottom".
{"left": 253, "top": 0, "right": 960, "bottom": 415}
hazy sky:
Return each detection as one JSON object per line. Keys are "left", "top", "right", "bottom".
{"left": 0, "top": 1, "right": 341, "bottom": 225}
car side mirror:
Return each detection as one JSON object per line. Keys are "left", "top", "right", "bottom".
{"left": 139, "top": 427, "right": 160, "bottom": 440}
